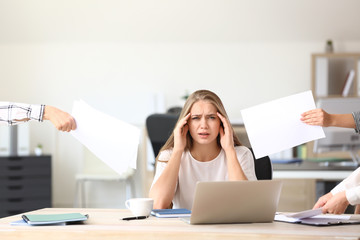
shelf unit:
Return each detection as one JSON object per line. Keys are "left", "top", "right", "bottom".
{"left": 311, "top": 53, "right": 360, "bottom": 99}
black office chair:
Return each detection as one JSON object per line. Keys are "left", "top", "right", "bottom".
{"left": 249, "top": 148, "right": 273, "bottom": 180}
{"left": 146, "top": 113, "right": 179, "bottom": 158}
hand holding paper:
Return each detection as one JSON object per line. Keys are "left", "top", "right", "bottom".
{"left": 241, "top": 91, "right": 325, "bottom": 159}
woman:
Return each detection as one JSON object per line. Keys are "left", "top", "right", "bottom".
{"left": 149, "top": 90, "right": 257, "bottom": 210}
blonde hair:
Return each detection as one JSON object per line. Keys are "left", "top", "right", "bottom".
{"left": 156, "top": 89, "right": 241, "bottom": 162}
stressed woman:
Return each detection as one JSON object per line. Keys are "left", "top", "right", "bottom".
{"left": 149, "top": 90, "right": 257, "bottom": 210}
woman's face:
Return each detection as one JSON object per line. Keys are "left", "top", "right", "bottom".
{"left": 188, "top": 100, "right": 221, "bottom": 146}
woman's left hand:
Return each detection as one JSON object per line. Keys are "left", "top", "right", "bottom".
{"left": 217, "top": 112, "right": 234, "bottom": 152}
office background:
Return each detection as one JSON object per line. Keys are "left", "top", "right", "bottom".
{"left": 1, "top": 0, "right": 360, "bottom": 208}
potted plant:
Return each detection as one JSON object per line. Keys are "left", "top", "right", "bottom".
{"left": 34, "top": 144, "right": 43, "bottom": 156}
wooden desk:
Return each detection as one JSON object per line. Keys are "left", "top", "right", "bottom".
{"left": 0, "top": 208, "right": 359, "bottom": 240}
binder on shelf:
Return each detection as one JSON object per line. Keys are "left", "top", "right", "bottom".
{"left": 342, "top": 69, "right": 355, "bottom": 97}
{"left": 315, "top": 57, "right": 329, "bottom": 97}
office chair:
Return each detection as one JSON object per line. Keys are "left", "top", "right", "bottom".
{"left": 249, "top": 148, "right": 273, "bottom": 180}
{"left": 146, "top": 113, "right": 179, "bottom": 158}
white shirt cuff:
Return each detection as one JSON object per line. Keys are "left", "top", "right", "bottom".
{"left": 30, "top": 104, "right": 44, "bottom": 122}
{"left": 346, "top": 186, "right": 360, "bottom": 205}
{"left": 331, "top": 182, "right": 345, "bottom": 195}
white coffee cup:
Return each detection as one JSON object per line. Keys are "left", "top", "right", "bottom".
{"left": 125, "top": 198, "right": 154, "bottom": 216}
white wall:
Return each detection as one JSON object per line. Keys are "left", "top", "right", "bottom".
{"left": 1, "top": 0, "right": 360, "bottom": 207}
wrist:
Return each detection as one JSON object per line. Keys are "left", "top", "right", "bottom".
{"left": 224, "top": 147, "right": 237, "bottom": 160}
{"left": 42, "top": 105, "right": 52, "bottom": 121}
{"left": 172, "top": 147, "right": 184, "bottom": 156}
{"left": 329, "top": 114, "right": 338, "bottom": 127}
{"left": 223, "top": 146, "right": 236, "bottom": 154}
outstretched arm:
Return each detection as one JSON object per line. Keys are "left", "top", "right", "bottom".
{"left": 301, "top": 108, "right": 355, "bottom": 128}
{"left": 0, "top": 102, "right": 76, "bottom": 132}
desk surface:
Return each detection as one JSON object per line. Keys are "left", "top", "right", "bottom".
{"left": 0, "top": 208, "right": 360, "bottom": 240}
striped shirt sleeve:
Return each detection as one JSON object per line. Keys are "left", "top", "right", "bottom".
{"left": 0, "top": 102, "right": 45, "bottom": 125}
{"left": 352, "top": 111, "right": 360, "bottom": 133}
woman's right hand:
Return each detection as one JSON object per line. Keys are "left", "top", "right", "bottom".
{"left": 173, "top": 113, "right": 190, "bottom": 151}
{"left": 313, "top": 192, "right": 333, "bottom": 210}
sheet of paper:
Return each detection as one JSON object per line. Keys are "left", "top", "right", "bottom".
{"left": 241, "top": 90, "right": 325, "bottom": 159}
{"left": 286, "top": 208, "right": 323, "bottom": 219}
{"left": 71, "top": 100, "right": 140, "bottom": 174}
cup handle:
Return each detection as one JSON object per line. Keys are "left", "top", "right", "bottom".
{"left": 125, "top": 199, "right": 130, "bottom": 209}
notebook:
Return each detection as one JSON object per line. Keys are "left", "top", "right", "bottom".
{"left": 21, "top": 213, "right": 88, "bottom": 226}
{"left": 151, "top": 208, "right": 191, "bottom": 218}
{"left": 182, "top": 180, "right": 282, "bottom": 224}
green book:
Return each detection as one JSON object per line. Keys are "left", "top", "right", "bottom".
{"left": 22, "top": 213, "right": 88, "bottom": 226}
{"left": 306, "top": 157, "right": 350, "bottom": 162}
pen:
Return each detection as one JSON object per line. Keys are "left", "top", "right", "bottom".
{"left": 122, "top": 216, "right": 148, "bottom": 221}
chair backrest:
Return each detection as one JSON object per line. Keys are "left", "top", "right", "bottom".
{"left": 146, "top": 113, "right": 179, "bottom": 158}
{"left": 249, "top": 148, "right": 273, "bottom": 180}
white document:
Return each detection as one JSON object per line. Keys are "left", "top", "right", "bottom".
{"left": 285, "top": 208, "right": 323, "bottom": 219}
{"left": 274, "top": 208, "right": 355, "bottom": 226}
{"left": 71, "top": 100, "right": 140, "bottom": 174}
{"left": 241, "top": 90, "right": 325, "bottom": 159}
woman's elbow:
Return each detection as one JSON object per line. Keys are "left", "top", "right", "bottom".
{"left": 152, "top": 200, "right": 171, "bottom": 209}
{"left": 153, "top": 198, "right": 171, "bottom": 209}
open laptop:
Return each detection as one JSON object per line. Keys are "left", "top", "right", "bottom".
{"left": 182, "top": 180, "right": 282, "bottom": 224}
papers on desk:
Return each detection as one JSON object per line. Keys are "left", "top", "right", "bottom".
{"left": 275, "top": 208, "right": 360, "bottom": 226}
{"left": 71, "top": 100, "right": 140, "bottom": 174}
{"left": 241, "top": 90, "right": 325, "bottom": 159}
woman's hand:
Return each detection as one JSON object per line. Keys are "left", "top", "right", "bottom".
{"left": 321, "top": 191, "right": 349, "bottom": 214}
{"left": 43, "top": 106, "right": 77, "bottom": 132}
{"left": 313, "top": 192, "right": 333, "bottom": 210}
{"left": 173, "top": 113, "right": 190, "bottom": 151}
{"left": 301, "top": 108, "right": 332, "bottom": 127}
{"left": 217, "top": 112, "right": 234, "bottom": 152}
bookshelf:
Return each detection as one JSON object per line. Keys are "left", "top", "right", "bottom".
{"left": 311, "top": 53, "right": 360, "bottom": 99}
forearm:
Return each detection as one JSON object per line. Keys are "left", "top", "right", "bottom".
{"left": 225, "top": 148, "right": 247, "bottom": 181}
{"left": 0, "top": 102, "right": 44, "bottom": 125}
{"left": 330, "top": 114, "right": 355, "bottom": 129}
{"left": 149, "top": 149, "right": 183, "bottom": 209}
